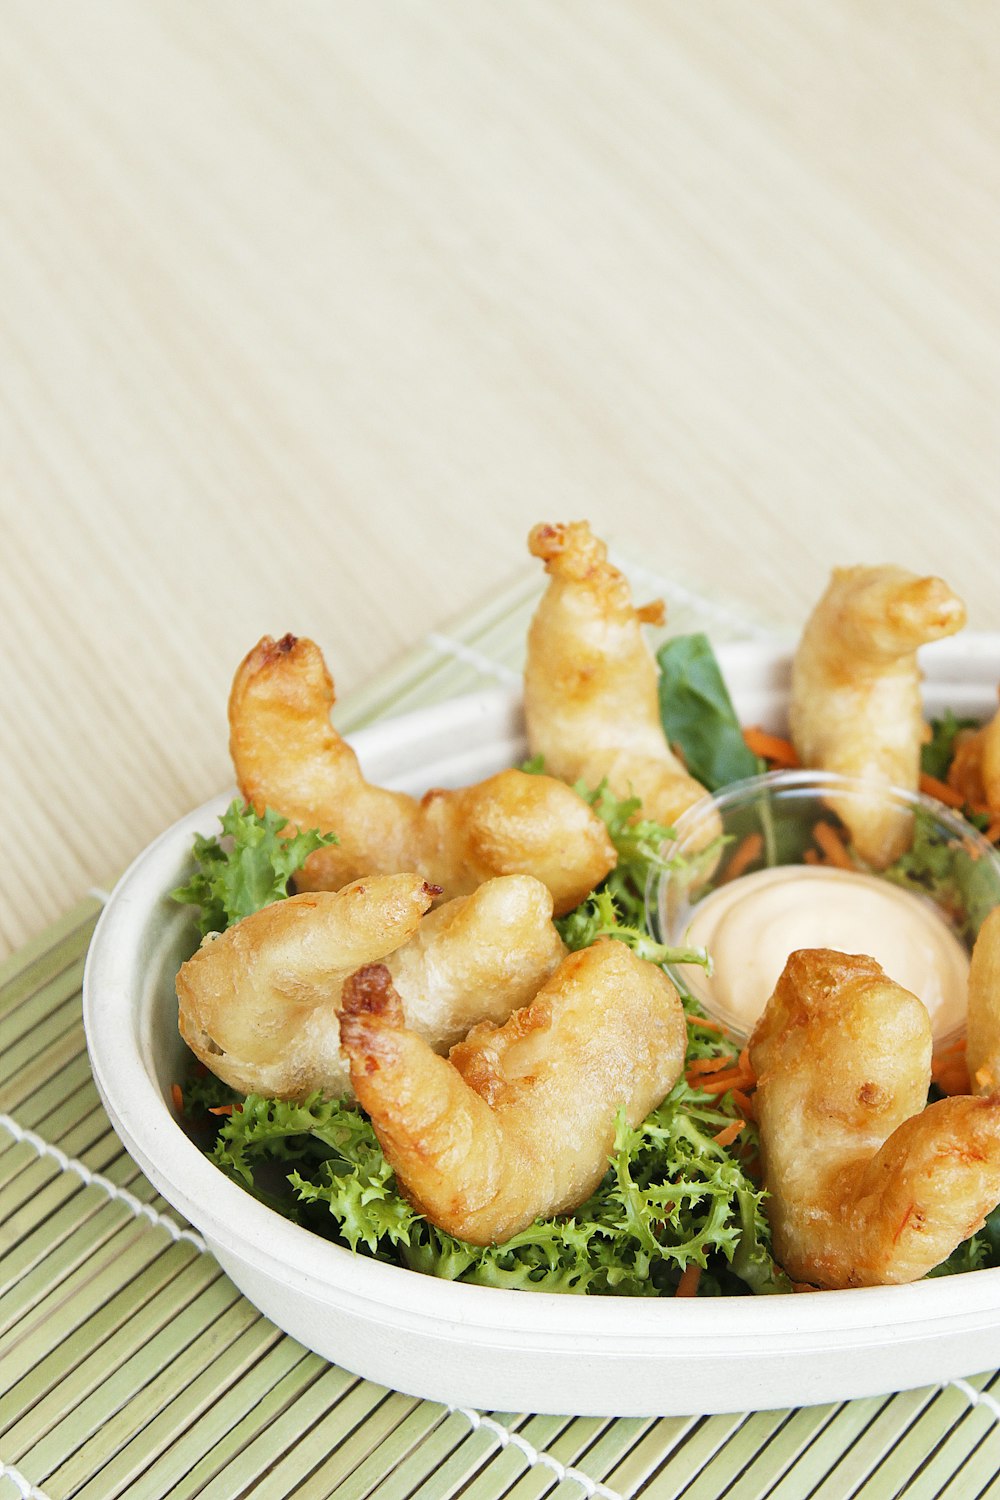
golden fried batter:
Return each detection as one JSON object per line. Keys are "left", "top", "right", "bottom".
{"left": 339, "top": 940, "right": 687, "bottom": 1245}
{"left": 176, "top": 873, "right": 565, "bottom": 1100}
{"left": 229, "top": 633, "right": 615, "bottom": 916}
{"left": 749, "top": 948, "right": 1000, "bottom": 1288}
{"left": 524, "top": 521, "right": 713, "bottom": 830}
{"left": 789, "top": 566, "right": 966, "bottom": 867}
{"left": 967, "top": 907, "right": 1000, "bottom": 1095}
{"left": 948, "top": 702, "right": 1000, "bottom": 815}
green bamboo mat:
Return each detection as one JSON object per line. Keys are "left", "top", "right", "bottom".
{"left": 4, "top": 554, "right": 1000, "bottom": 1500}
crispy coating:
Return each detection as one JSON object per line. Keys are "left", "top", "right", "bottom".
{"left": 948, "top": 701, "right": 1000, "bottom": 814}
{"left": 749, "top": 948, "right": 1000, "bottom": 1288}
{"left": 228, "top": 633, "right": 615, "bottom": 916}
{"left": 967, "top": 907, "right": 1000, "bottom": 1095}
{"left": 789, "top": 566, "right": 966, "bottom": 867}
{"left": 524, "top": 521, "right": 714, "bottom": 830}
{"left": 176, "top": 872, "right": 566, "bottom": 1100}
{"left": 339, "top": 940, "right": 687, "bottom": 1245}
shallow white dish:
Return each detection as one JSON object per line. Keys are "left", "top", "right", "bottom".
{"left": 84, "top": 634, "right": 1000, "bottom": 1417}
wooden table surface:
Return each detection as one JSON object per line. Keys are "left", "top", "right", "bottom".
{"left": 3, "top": 0, "right": 999, "bottom": 959}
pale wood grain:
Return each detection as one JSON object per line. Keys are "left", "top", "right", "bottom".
{"left": 1, "top": 0, "right": 998, "bottom": 957}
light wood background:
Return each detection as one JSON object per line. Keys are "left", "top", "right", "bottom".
{"left": 3, "top": 0, "right": 999, "bottom": 959}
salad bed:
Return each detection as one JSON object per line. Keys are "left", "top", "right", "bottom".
{"left": 171, "top": 634, "right": 1000, "bottom": 1295}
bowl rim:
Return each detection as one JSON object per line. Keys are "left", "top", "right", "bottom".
{"left": 82, "top": 637, "right": 1000, "bottom": 1354}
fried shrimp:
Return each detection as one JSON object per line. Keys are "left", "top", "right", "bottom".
{"left": 176, "top": 873, "right": 566, "bottom": 1100}
{"left": 524, "top": 521, "right": 713, "bottom": 830}
{"left": 948, "top": 699, "right": 1000, "bottom": 815}
{"left": 967, "top": 907, "right": 1000, "bottom": 1096}
{"left": 749, "top": 948, "right": 1000, "bottom": 1288}
{"left": 789, "top": 566, "right": 966, "bottom": 867}
{"left": 229, "top": 634, "right": 615, "bottom": 916}
{"left": 339, "top": 940, "right": 687, "bottom": 1245}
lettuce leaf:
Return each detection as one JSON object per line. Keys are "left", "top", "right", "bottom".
{"left": 656, "top": 634, "right": 762, "bottom": 792}
{"left": 204, "top": 1082, "right": 789, "bottom": 1296}
{"left": 921, "top": 711, "right": 978, "bottom": 782}
{"left": 882, "top": 804, "right": 997, "bottom": 943}
{"left": 171, "top": 800, "right": 338, "bottom": 935}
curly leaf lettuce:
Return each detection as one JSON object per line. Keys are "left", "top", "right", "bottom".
{"left": 199, "top": 1076, "right": 789, "bottom": 1297}
{"left": 171, "top": 800, "right": 338, "bottom": 935}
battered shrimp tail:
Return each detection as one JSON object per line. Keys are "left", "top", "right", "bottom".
{"left": 176, "top": 874, "right": 437, "bottom": 1099}
{"left": 525, "top": 520, "right": 715, "bottom": 832}
{"left": 967, "top": 907, "right": 1000, "bottom": 1095}
{"left": 341, "top": 941, "right": 687, "bottom": 1245}
{"left": 229, "top": 634, "right": 420, "bottom": 890}
{"left": 340, "top": 964, "right": 505, "bottom": 1224}
{"left": 851, "top": 567, "right": 965, "bottom": 657}
{"left": 750, "top": 947, "right": 1000, "bottom": 1287}
{"left": 789, "top": 565, "right": 966, "bottom": 866}
{"left": 176, "top": 872, "right": 566, "bottom": 1103}
{"left": 228, "top": 633, "right": 615, "bottom": 911}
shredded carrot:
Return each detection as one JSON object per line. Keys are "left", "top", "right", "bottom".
{"left": 686, "top": 1015, "right": 724, "bottom": 1033}
{"left": 729, "top": 1088, "right": 755, "bottom": 1119}
{"left": 698, "top": 1067, "right": 754, "bottom": 1096}
{"left": 686, "top": 1054, "right": 740, "bottom": 1077}
{"left": 636, "top": 598, "right": 666, "bottom": 627}
{"left": 987, "top": 818, "right": 1000, "bottom": 845}
{"left": 919, "top": 773, "right": 966, "bottom": 810}
{"left": 171, "top": 1083, "right": 184, "bottom": 1115}
{"left": 675, "top": 1264, "right": 702, "bottom": 1298}
{"left": 712, "top": 1119, "right": 747, "bottom": 1149}
{"left": 719, "top": 832, "right": 764, "bottom": 885}
{"left": 208, "top": 1104, "right": 235, "bottom": 1116}
{"left": 813, "top": 821, "right": 854, "bottom": 870}
{"left": 738, "top": 1048, "right": 755, "bottom": 1082}
{"left": 803, "top": 848, "right": 821, "bottom": 866}
{"left": 742, "top": 726, "right": 799, "bottom": 768}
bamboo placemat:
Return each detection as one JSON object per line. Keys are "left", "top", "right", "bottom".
{"left": 5, "top": 555, "right": 1000, "bottom": 1500}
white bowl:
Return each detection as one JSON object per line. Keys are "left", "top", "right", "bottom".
{"left": 83, "top": 634, "right": 1000, "bottom": 1418}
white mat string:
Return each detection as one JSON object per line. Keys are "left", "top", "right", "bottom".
{"left": 0, "top": 1113, "right": 206, "bottom": 1251}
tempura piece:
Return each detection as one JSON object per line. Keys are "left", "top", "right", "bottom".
{"left": 790, "top": 566, "right": 966, "bottom": 867}
{"left": 229, "top": 633, "right": 615, "bottom": 916}
{"left": 948, "top": 699, "right": 1000, "bottom": 815}
{"left": 749, "top": 948, "right": 1000, "bottom": 1288}
{"left": 176, "top": 873, "right": 566, "bottom": 1100}
{"left": 967, "top": 907, "right": 1000, "bottom": 1095}
{"left": 339, "top": 940, "right": 686, "bottom": 1245}
{"left": 524, "top": 521, "right": 713, "bottom": 830}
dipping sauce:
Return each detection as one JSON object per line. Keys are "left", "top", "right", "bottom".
{"left": 681, "top": 864, "right": 969, "bottom": 1039}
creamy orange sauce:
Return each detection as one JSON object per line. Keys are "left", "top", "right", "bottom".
{"left": 681, "top": 865, "right": 969, "bottom": 1038}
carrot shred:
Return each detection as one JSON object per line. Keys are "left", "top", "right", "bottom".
{"left": 919, "top": 773, "right": 966, "bottom": 809}
{"left": 729, "top": 1088, "right": 755, "bottom": 1119}
{"left": 987, "top": 818, "right": 1000, "bottom": 845}
{"left": 802, "top": 848, "right": 822, "bottom": 866}
{"left": 813, "top": 821, "right": 854, "bottom": 870}
{"left": 743, "top": 726, "right": 799, "bottom": 767}
{"left": 712, "top": 1119, "right": 747, "bottom": 1149}
{"left": 686, "top": 1015, "right": 724, "bottom": 1033}
{"left": 171, "top": 1083, "right": 184, "bottom": 1115}
{"left": 675, "top": 1264, "right": 702, "bottom": 1298}
{"left": 719, "top": 832, "right": 764, "bottom": 885}
{"left": 686, "top": 1054, "right": 740, "bottom": 1077}
{"left": 698, "top": 1068, "right": 753, "bottom": 1095}
{"left": 208, "top": 1104, "right": 235, "bottom": 1116}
